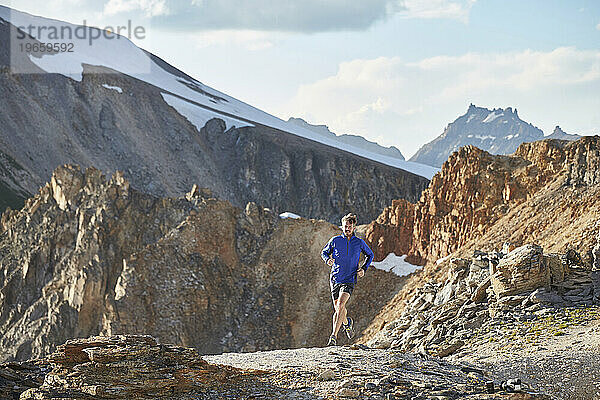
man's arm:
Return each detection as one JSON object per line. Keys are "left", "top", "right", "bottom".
{"left": 359, "top": 239, "right": 374, "bottom": 272}
{"left": 321, "top": 238, "right": 334, "bottom": 263}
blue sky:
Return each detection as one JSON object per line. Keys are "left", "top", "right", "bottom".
{"left": 3, "top": 0, "right": 600, "bottom": 158}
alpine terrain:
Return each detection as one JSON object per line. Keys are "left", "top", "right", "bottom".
{"left": 546, "top": 126, "right": 581, "bottom": 141}
{"left": 0, "top": 5, "right": 599, "bottom": 400}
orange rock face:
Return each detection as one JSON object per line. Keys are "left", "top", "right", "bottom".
{"left": 365, "top": 137, "right": 600, "bottom": 267}
{"left": 365, "top": 199, "right": 415, "bottom": 262}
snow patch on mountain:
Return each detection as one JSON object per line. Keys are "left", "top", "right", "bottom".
{"left": 371, "top": 253, "right": 421, "bottom": 277}
{"left": 482, "top": 111, "right": 503, "bottom": 123}
{"left": 475, "top": 135, "right": 495, "bottom": 141}
{"left": 102, "top": 84, "right": 123, "bottom": 94}
{"left": 279, "top": 212, "right": 302, "bottom": 220}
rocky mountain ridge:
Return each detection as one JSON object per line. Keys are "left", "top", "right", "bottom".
{"left": 410, "top": 104, "right": 545, "bottom": 167}
{"left": 545, "top": 126, "right": 580, "bottom": 141}
{"left": 1, "top": 142, "right": 599, "bottom": 399}
{"left": 0, "top": 164, "right": 405, "bottom": 362}
{"left": 362, "top": 137, "right": 600, "bottom": 339}
{"left": 367, "top": 136, "right": 600, "bottom": 267}
{"left": 359, "top": 135, "right": 600, "bottom": 399}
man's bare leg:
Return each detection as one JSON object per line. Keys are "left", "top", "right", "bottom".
{"left": 331, "top": 292, "right": 350, "bottom": 338}
{"left": 331, "top": 296, "right": 339, "bottom": 335}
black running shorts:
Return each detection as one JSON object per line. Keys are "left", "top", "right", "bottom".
{"left": 330, "top": 281, "right": 355, "bottom": 300}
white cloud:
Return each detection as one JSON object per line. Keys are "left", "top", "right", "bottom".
{"left": 1, "top": 0, "right": 106, "bottom": 25}
{"left": 151, "top": 0, "right": 475, "bottom": 32}
{"left": 1, "top": 0, "right": 475, "bottom": 32}
{"left": 104, "top": 0, "right": 169, "bottom": 17}
{"left": 597, "top": 21, "right": 600, "bottom": 30}
{"left": 118, "top": 0, "right": 474, "bottom": 32}
{"left": 153, "top": 0, "right": 398, "bottom": 32}
{"left": 401, "top": 0, "right": 476, "bottom": 23}
{"left": 410, "top": 48, "right": 600, "bottom": 97}
{"left": 283, "top": 47, "right": 600, "bottom": 158}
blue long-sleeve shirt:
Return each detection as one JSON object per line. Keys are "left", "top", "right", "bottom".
{"left": 321, "top": 234, "right": 374, "bottom": 284}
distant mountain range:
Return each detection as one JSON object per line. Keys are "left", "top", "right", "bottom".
{"left": 287, "top": 117, "right": 405, "bottom": 161}
{"left": 410, "top": 104, "right": 581, "bottom": 168}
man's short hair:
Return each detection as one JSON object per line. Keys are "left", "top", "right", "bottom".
{"left": 341, "top": 213, "right": 357, "bottom": 225}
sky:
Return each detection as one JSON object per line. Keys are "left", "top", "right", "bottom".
{"left": 2, "top": 0, "right": 600, "bottom": 159}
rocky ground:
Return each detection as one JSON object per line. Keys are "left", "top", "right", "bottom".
{"left": 206, "top": 345, "right": 550, "bottom": 399}
{"left": 1, "top": 335, "right": 551, "bottom": 400}
{"left": 359, "top": 241, "right": 600, "bottom": 400}
{"left": 3, "top": 135, "right": 600, "bottom": 398}
{"left": 451, "top": 306, "right": 600, "bottom": 400}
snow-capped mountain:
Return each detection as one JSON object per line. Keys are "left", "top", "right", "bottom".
{"left": 287, "top": 117, "right": 406, "bottom": 161}
{"left": 0, "top": 6, "right": 431, "bottom": 222}
{"left": 0, "top": 6, "right": 435, "bottom": 180}
{"left": 410, "top": 104, "right": 544, "bottom": 167}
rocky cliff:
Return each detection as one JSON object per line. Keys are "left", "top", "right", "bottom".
{"left": 410, "top": 104, "right": 544, "bottom": 168}
{"left": 199, "top": 118, "right": 427, "bottom": 224}
{"left": 362, "top": 136, "right": 600, "bottom": 338}
{"left": 367, "top": 136, "right": 600, "bottom": 267}
{"left": 0, "top": 165, "right": 404, "bottom": 362}
{"left": 0, "top": 15, "right": 428, "bottom": 222}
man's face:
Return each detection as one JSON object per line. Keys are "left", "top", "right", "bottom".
{"left": 342, "top": 221, "right": 355, "bottom": 237}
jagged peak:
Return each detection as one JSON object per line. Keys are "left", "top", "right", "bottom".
{"left": 464, "top": 104, "right": 519, "bottom": 117}
{"left": 45, "top": 165, "right": 132, "bottom": 211}
{"left": 465, "top": 103, "right": 489, "bottom": 114}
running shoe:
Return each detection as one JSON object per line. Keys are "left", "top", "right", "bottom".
{"left": 344, "top": 317, "right": 355, "bottom": 340}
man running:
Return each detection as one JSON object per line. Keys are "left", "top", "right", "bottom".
{"left": 321, "top": 213, "right": 374, "bottom": 346}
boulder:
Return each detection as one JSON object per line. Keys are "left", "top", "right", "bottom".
{"left": 470, "top": 276, "right": 491, "bottom": 303}
{"left": 19, "top": 335, "right": 272, "bottom": 400}
{"left": 491, "top": 244, "right": 550, "bottom": 298}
